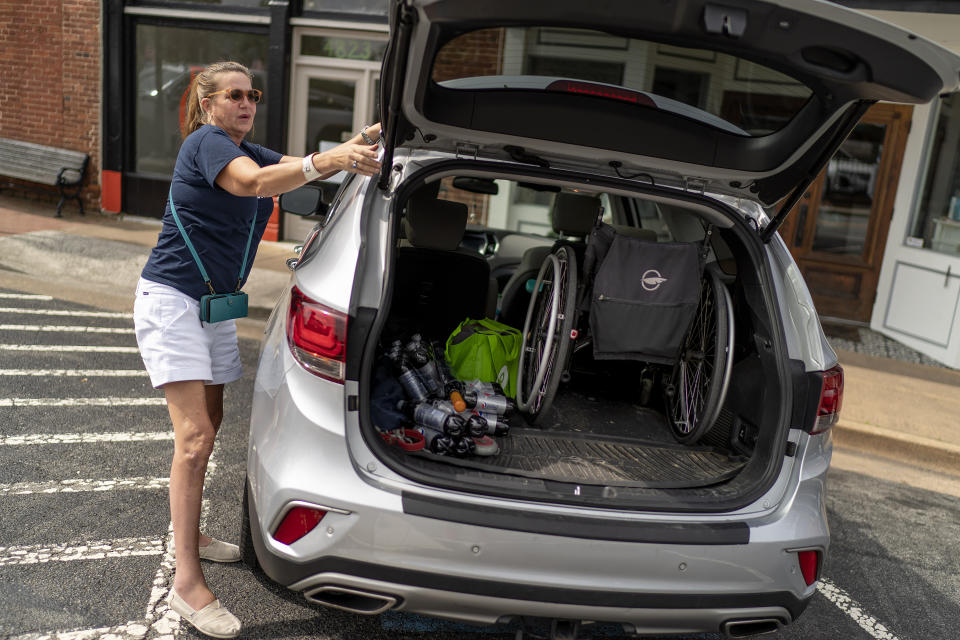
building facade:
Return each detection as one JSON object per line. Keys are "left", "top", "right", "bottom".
{"left": 4, "top": 1, "right": 960, "bottom": 366}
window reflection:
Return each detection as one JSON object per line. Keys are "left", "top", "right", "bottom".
{"left": 305, "top": 78, "right": 355, "bottom": 153}
{"left": 812, "top": 123, "right": 885, "bottom": 255}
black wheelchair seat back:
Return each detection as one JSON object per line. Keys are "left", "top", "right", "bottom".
{"left": 584, "top": 223, "right": 704, "bottom": 364}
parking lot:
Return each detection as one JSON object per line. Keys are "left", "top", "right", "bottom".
{"left": 1, "top": 288, "right": 958, "bottom": 640}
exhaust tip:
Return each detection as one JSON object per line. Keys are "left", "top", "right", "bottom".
{"left": 722, "top": 618, "right": 783, "bottom": 638}
{"left": 303, "top": 585, "right": 398, "bottom": 615}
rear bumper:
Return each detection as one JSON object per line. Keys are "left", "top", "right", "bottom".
{"left": 247, "top": 476, "right": 811, "bottom": 633}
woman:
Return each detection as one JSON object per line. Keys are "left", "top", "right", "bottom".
{"left": 133, "top": 61, "right": 381, "bottom": 638}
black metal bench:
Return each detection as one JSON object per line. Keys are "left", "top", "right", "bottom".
{"left": 0, "top": 137, "right": 89, "bottom": 217}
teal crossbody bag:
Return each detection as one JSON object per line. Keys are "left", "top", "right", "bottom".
{"left": 168, "top": 188, "right": 256, "bottom": 323}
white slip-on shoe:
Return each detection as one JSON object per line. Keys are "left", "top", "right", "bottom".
{"left": 167, "top": 588, "right": 241, "bottom": 639}
{"left": 198, "top": 538, "right": 241, "bottom": 563}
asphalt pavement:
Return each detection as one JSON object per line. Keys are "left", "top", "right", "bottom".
{"left": 2, "top": 193, "right": 959, "bottom": 473}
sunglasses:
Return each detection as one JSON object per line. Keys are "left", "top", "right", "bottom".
{"left": 207, "top": 87, "right": 263, "bottom": 104}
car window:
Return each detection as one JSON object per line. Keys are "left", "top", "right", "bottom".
{"left": 433, "top": 27, "right": 813, "bottom": 137}
{"left": 438, "top": 177, "right": 683, "bottom": 242}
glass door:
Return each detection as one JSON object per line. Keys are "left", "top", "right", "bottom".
{"left": 781, "top": 103, "right": 913, "bottom": 322}
{"left": 289, "top": 66, "right": 365, "bottom": 156}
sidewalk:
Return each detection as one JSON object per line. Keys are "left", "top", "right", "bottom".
{"left": 1, "top": 194, "right": 959, "bottom": 468}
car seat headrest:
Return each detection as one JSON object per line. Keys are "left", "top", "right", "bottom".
{"left": 403, "top": 197, "right": 469, "bottom": 251}
{"left": 551, "top": 193, "right": 601, "bottom": 237}
{"left": 410, "top": 180, "right": 442, "bottom": 202}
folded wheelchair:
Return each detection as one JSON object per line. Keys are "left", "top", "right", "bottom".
{"left": 515, "top": 220, "right": 735, "bottom": 445}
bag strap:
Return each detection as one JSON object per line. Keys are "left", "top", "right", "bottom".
{"left": 168, "top": 187, "right": 256, "bottom": 294}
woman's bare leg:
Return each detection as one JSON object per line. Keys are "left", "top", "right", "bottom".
{"left": 197, "top": 384, "right": 224, "bottom": 550}
{"left": 165, "top": 380, "right": 221, "bottom": 610}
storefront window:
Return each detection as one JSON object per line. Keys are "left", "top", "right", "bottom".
{"left": 911, "top": 94, "right": 960, "bottom": 254}
{"left": 301, "top": 0, "right": 386, "bottom": 19}
{"left": 134, "top": 24, "right": 268, "bottom": 175}
{"left": 301, "top": 35, "right": 387, "bottom": 62}
{"left": 130, "top": 0, "right": 269, "bottom": 7}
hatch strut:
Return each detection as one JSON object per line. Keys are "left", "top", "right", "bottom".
{"left": 760, "top": 101, "right": 873, "bottom": 243}
{"left": 377, "top": 1, "right": 415, "bottom": 191}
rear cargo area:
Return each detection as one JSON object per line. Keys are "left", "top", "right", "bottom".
{"left": 363, "top": 175, "right": 779, "bottom": 497}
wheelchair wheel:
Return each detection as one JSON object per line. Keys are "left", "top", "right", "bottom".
{"left": 516, "top": 245, "right": 578, "bottom": 422}
{"left": 668, "top": 266, "right": 735, "bottom": 444}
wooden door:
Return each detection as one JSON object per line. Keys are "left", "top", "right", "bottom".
{"left": 780, "top": 103, "right": 913, "bottom": 322}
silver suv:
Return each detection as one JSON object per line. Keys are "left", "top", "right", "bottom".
{"left": 243, "top": 2, "right": 960, "bottom": 637}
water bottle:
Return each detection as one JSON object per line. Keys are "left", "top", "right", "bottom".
{"left": 468, "top": 380, "right": 506, "bottom": 396}
{"left": 451, "top": 435, "right": 476, "bottom": 458}
{"left": 419, "top": 425, "right": 456, "bottom": 456}
{"left": 463, "top": 412, "right": 488, "bottom": 438}
{"left": 476, "top": 411, "right": 510, "bottom": 437}
{"left": 397, "top": 400, "right": 466, "bottom": 437}
{"left": 389, "top": 354, "right": 429, "bottom": 403}
{"left": 405, "top": 339, "right": 442, "bottom": 397}
{"left": 463, "top": 390, "right": 516, "bottom": 417}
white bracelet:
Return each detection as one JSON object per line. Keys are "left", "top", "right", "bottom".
{"left": 359, "top": 126, "right": 376, "bottom": 145}
{"left": 302, "top": 153, "right": 320, "bottom": 181}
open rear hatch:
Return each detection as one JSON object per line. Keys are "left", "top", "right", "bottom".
{"left": 379, "top": 0, "right": 960, "bottom": 223}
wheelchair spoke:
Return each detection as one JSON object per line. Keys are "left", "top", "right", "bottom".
{"left": 669, "top": 268, "right": 734, "bottom": 444}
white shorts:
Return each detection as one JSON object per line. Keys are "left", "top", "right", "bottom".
{"left": 133, "top": 278, "right": 243, "bottom": 388}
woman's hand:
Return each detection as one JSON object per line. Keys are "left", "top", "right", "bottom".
{"left": 315, "top": 142, "right": 381, "bottom": 178}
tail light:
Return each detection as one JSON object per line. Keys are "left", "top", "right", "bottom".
{"left": 272, "top": 506, "right": 327, "bottom": 545}
{"left": 810, "top": 364, "right": 843, "bottom": 435}
{"left": 287, "top": 286, "right": 347, "bottom": 383}
{"left": 546, "top": 79, "right": 656, "bottom": 107}
{"left": 797, "top": 550, "right": 821, "bottom": 586}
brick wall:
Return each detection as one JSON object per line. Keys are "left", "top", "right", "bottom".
{"left": 432, "top": 28, "right": 504, "bottom": 83}
{"left": 0, "top": 0, "right": 101, "bottom": 214}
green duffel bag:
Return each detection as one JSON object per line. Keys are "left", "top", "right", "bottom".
{"left": 445, "top": 318, "right": 522, "bottom": 398}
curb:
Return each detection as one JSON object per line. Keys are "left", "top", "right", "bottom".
{"left": 833, "top": 420, "right": 960, "bottom": 476}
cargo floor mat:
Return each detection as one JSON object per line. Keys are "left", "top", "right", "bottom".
{"left": 412, "top": 428, "right": 746, "bottom": 489}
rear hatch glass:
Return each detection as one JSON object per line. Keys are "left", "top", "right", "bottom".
{"left": 433, "top": 27, "right": 814, "bottom": 137}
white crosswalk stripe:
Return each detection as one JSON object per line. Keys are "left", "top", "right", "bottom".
{"left": 0, "top": 324, "right": 134, "bottom": 334}
{"left": 0, "top": 293, "right": 53, "bottom": 300}
{"left": 8, "top": 621, "right": 150, "bottom": 640}
{"left": 0, "top": 397, "right": 165, "bottom": 407}
{"left": 0, "top": 477, "right": 170, "bottom": 496}
{"left": 0, "top": 432, "right": 172, "bottom": 446}
{"left": 0, "top": 307, "right": 133, "bottom": 319}
{"left": 0, "top": 369, "right": 147, "bottom": 376}
{"left": 0, "top": 537, "right": 163, "bottom": 567}
{"left": 0, "top": 344, "right": 140, "bottom": 353}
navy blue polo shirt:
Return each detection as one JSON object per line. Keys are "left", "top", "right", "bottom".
{"left": 141, "top": 125, "right": 283, "bottom": 300}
